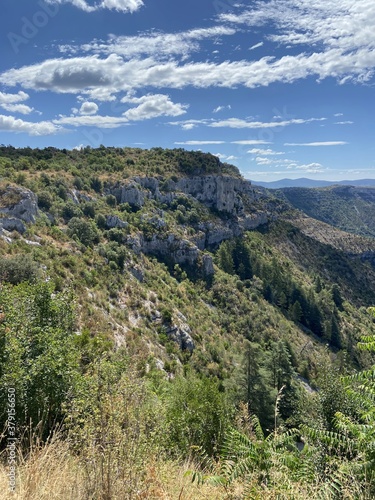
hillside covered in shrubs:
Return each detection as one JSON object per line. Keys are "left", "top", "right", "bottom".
{"left": 1, "top": 146, "right": 375, "bottom": 499}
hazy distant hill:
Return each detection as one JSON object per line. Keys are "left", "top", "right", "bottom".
{"left": 252, "top": 178, "right": 375, "bottom": 189}
{"left": 276, "top": 185, "right": 375, "bottom": 238}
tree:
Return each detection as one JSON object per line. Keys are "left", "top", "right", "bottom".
{"left": 67, "top": 217, "right": 100, "bottom": 247}
{"left": 0, "top": 282, "right": 79, "bottom": 438}
{"left": 289, "top": 300, "right": 303, "bottom": 323}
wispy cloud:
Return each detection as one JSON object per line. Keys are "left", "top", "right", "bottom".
{"left": 210, "top": 117, "right": 326, "bottom": 129}
{"left": 45, "top": 0, "right": 144, "bottom": 13}
{"left": 248, "top": 148, "right": 284, "bottom": 155}
{"left": 213, "top": 104, "right": 231, "bottom": 113}
{"left": 249, "top": 42, "right": 263, "bottom": 50}
{"left": 284, "top": 141, "right": 348, "bottom": 146}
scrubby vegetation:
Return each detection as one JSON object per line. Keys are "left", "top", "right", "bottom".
{"left": 1, "top": 146, "right": 375, "bottom": 498}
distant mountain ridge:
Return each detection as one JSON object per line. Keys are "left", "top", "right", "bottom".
{"left": 251, "top": 178, "right": 375, "bottom": 189}
{"left": 274, "top": 185, "right": 375, "bottom": 239}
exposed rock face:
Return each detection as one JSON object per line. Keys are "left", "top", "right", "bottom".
{"left": 0, "top": 185, "right": 39, "bottom": 234}
{"left": 165, "top": 322, "right": 195, "bottom": 352}
{"left": 111, "top": 174, "right": 267, "bottom": 274}
{"left": 110, "top": 181, "right": 145, "bottom": 208}
{"left": 172, "top": 175, "right": 248, "bottom": 214}
{"left": 0, "top": 186, "right": 38, "bottom": 223}
{"left": 125, "top": 232, "right": 214, "bottom": 276}
{"left": 0, "top": 217, "right": 26, "bottom": 234}
{"left": 105, "top": 215, "right": 128, "bottom": 229}
{"left": 109, "top": 174, "right": 256, "bottom": 217}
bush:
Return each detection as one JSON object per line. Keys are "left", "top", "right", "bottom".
{"left": 163, "top": 373, "right": 230, "bottom": 456}
{"left": 82, "top": 202, "right": 96, "bottom": 219}
{"left": 106, "top": 194, "right": 117, "bottom": 207}
{"left": 61, "top": 201, "right": 83, "bottom": 221}
{"left": 37, "top": 191, "right": 53, "bottom": 211}
{"left": 67, "top": 217, "right": 100, "bottom": 247}
{"left": 0, "top": 254, "right": 40, "bottom": 284}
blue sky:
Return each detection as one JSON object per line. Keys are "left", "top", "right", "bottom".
{"left": 1, "top": 0, "right": 375, "bottom": 181}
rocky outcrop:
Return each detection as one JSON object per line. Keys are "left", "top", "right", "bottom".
{"left": 110, "top": 181, "right": 146, "bottom": 208}
{"left": 105, "top": 215, "right": 128, "bottom": 229}
{"left": 0, "top": 185, "right": 39, "bottom": 234}
{"left": 125, "top": 232, "right": 214, "bottom": 276}
{"left": 108, "top": 174, "right": 256, "bottom": 217}
{"left": 165, "top": 315, "right": 195, "bottom": 352}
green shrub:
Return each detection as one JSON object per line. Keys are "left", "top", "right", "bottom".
{"left": 67, "top": 217, "right": 100, "bottom": 247}
{"left": 0, "top": 254, "right": 40, "bottom": 284}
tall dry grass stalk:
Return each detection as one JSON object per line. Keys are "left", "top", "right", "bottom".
{"left": 0, "top": 438, "right": 229, "bottom": 500}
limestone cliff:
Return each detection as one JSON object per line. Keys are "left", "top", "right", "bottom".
{"left": 0, "top": 185, "right": 39, "bottom": 234}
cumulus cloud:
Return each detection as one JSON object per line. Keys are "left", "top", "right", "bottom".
{"left": 284, "top": 141, "right": 347, "bottom": 146}
{"left": 79, "top": 101, "right": 99, "bottom": 115}
{"left": 2, "top": 0, "right": 375, "bottom": 111}
{"left": 45, "top": 0, "right": 143, "bottom": 13}
{"left": 122, "top": 94, "right": 188, "bottom": 120}
{"left": 0, "top": 104, "right": 34, "bottom": 115}
{"left": 0, "top": 115, "right": 61, "bottom": 135}
{"left": 53, "top": 114, "right": 129, "bottom": 128}
{"left": 213, "top": 153, "right": 239, "bottom": 161}
{"left": 0, "top": 91, "right": 29, "bottom": 104}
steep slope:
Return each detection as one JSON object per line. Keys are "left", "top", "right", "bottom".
{"left": 0, "top": 146, "right": 374, "bottom": 378}
{"left": 276, "top": 185, "right": 375, "bottom": 238}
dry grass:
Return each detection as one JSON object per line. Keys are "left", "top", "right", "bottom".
{"left": 0, "top": 436, "right": 85, "bottom": 499}
{"left": 0, "top": 439, "right": 230, "bottom": 500}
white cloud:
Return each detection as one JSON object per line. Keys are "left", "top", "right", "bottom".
{"left": 334, "top": 121, "right": 353, "bottom": 125}
{"left": 255, "top": 157, "right": 274, "bottom": 165}
{"left": 209, "top": 117, "right": 326, "bottom": 129}
{"left": 65, "top": 26, "right": 236, "bottom": 60}
{"left": 284, "top": 141, "right": 347, "bottom": 146}
{"left": 79, "top": 101, "right": 99, "bottom": 115}
{"left": 122, "top": 94, "right": 188, "bottom": 120}
{"left": 0, "top": 91, "right": 29, "bottom": 104}
{"left": 168, "top": 118, "right": 212, "bottom": 129}
{"left": 295, "top": 162, "right": 325, "bottom": 173}
{"left": 54, "top": 114, "right": 129, "bottom": 128}
{"left": 1, "top": 0, "right": 375, "bottom": 111}
{"left": 45, "top": 0, "right": 143, "bottom": 13}
{"left": 181, "top": 123, "right": 196, "bottom": 130}
{"left": 0, "top": 115, "right": 61, "bottom": 135}
{"left": 213, "top": 105, "right": 231, "bottom": 113}
{"left": 249, "top": 42, "right": 263, "bottom": 50}
{"left": 220, "top": 0, "right": 375, "bottom": 85}
{"left": 213, "top": 153, "right": 239, "bottom": 161}
{"left": 0, "top": 103, "right": 34, "bottom": 115}
{"left": 247, "top": 148, "right": 284, "bottom": 155}
{"left": 334, "top": 113, "right": 344, "bottom": 117}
